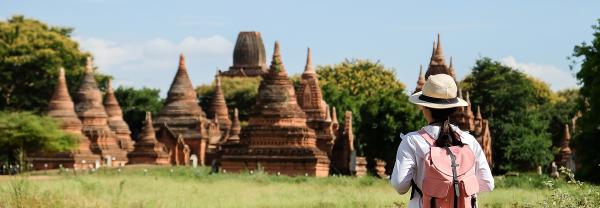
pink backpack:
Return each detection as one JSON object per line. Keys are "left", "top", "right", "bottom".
{"left": 416, "top": 130, "right": 479, "bottom": 208}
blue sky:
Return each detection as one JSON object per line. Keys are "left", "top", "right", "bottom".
{"left": 1, "top": 0, "right": 598, "bottom": 96}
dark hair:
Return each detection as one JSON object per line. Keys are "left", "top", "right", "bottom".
{"left": 428, "top": 107, "right": 465, "bottom": 147}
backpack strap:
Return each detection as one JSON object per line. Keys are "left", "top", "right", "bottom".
{"left": 444, "top": 146, "right": 460, "bottom": 208}
{"left": 409, "top": 179, "right": 422, "bottom": 200}
{"left": 417, "top": 130, "right": 436, "bottom": 146}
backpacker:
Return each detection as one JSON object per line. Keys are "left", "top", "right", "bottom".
{"left": 414, "top": 130, "right": 479, "bottom": 208}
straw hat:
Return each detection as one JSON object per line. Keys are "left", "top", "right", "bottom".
{"left": 409, "top": 74, "right": 468, "bottom": 109}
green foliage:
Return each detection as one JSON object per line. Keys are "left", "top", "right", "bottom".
{"left": 0, "top": 111, "right": 77, "bottom": 164}
{"left": 196, "top": 76, "right": 261, "bottom": 121}
{"left": 113, "top": 87, "right": 164, "bottom": 140}
{"left": 0, "top": 15, "right": 109, "bottom": 112}
{"left": 570, "top": 18, "right": 600, "bottom": 183}
{"left": 317, "top": 59, "right": 424, "bottom": 173}
{"left": 461, "top": 58, "right": 553, "bottom": 172}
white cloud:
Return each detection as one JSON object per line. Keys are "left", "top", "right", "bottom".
{"left": 74, "top": 35, "right": 234, "bottom": 97}
{"left": 500, "top": 56, "right": 578, "bottom": 91}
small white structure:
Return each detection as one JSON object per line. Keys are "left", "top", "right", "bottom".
{"left": 190, "top": 154, "right": 198, "bottom": 168}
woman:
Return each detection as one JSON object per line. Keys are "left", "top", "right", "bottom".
{"left": 391, "top": 74, "right": 494, "bottom": 208}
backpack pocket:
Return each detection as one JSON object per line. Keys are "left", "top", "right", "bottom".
{"left": 422, "top": 177, "right": 452, "bottom": 198}
{"left": 461, "top": 174, "right": 480, "bottom": 196}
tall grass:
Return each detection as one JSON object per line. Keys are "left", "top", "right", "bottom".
{"left": 0, "top": 166, "right": 598, "bottom": 208}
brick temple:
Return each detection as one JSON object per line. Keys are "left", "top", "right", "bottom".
{"left": 220, "top": 41, "right": 330, "bottom": 177}
{"left": 413, "top": 35, "right": 493, "bottom": 166}
{"left": 29, "top": 68, "right": 101, "bottom": 170}
{"left": 75, "top": 58, "right": 129, "bottom": 166}
{"left": 30, "top": 31, "right": 379, "bottom": 177}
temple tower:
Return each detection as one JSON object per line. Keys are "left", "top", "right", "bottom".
{"left": 297, "top": 48, "right": 335, "bottom": 156}
{"left": 413, "top": 65, "right": 426, "bottom": 94}
{"left": 104, "top": 80, "right": 134, "bottom": 152}
{"left": 208, "top": 71, "right": 232, "bottom": 138}
{"left": 558, "top": 124, "right": 573, "bottom": 170}
{"left": 221, "top": 41, "right": 330, "bottom": 177}
{"left": 154, "top": 54, "right": 209, "bottom": 164}
{"left": 29, "top": 67, "right": 100, "bottom": 170}
{"left": 221, "top": 32, "right": 268, "bottom": 77}
{"left": 127, "top": 112, "right": 170, "bottom": 165}
{"left": 75, "top": 58, "right": 128, "bottom": 166}
{"left": 331, "top": 111, "right": 355, "bottom": 175}
{"left": 425, "top": 34, "right": 452, "bottom": 79}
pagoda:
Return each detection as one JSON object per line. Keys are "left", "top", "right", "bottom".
{"left": 221, "top": 32, "right": 268, "bottom": 77}
{"left": 75, "top": 58, "right": 128, "bottom": 166}
{"left": 557, "top": 124, "right": 574, "bottom": 170}
{"left": 154, "top": 54, "right": 220, "bottom": 165}
{"left": 208, "top": 71, "right": 232, "bottom": 138}
{"left": 104, "top": 80, "right": 134, "bottom": 152}
{"left": 297, "top": 48, "right": 335, "bottom": 156}
{"left": 221, "top": 41, "right": 330, "bottom": 177}
{"left": 127, "top": 112, "right": 170, "bottom": 165}
{"left": 29, "top": 67, "right": 100, "bottom": 170}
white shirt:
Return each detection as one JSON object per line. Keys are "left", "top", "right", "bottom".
{"left": 390, "top": 124, "right": 494, "bottom": 208}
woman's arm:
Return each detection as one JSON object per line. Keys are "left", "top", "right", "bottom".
{"left": 390, "top": 135, "right": 416, "bottom": 194}
{"left": 472, "top": 141, "right": 494, "bottom": 192}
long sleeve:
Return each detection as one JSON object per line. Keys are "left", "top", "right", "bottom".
{"left": 472, "top": 141, "right": 494, "bottom": 192}
{"left": 390, "top": 136, "right": 416, "bottom": 194}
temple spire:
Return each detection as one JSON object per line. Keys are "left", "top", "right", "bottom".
{"left": 331, "top": 106, "right": 338, "bottom": 126}
{"left": 179, "top": 53, "right": 186, "bottom": 71}
{"left": 476, "top": 106, "right": 482, "bottom": 120}
{"left": 227, "top": 108, "right": 241, "bottom": 142}
{"left": 325, "top": 105, "right": 332, "bottom": 122}
{"left": 304, "top": 47, "right": 316, "bottom": 74}
{"left": 449, "top": 56, "right": 456, "bottom": 79}
{"left": 414, "top": 65, "right": 426, "bottom": 94}
{"left": 85, "top": 57, "right": 93, "bottom": 73}
{"left": 209, "top": 70, "right": 231, "bottom": 131}
{"left": 269, "top": 41, "right": 287, "bottom": 75}
{"left": 435, "top": 33, "right": 444, "bottom": 58}
{"left": 139, "top": 112, "right": 157, "bottom": 142}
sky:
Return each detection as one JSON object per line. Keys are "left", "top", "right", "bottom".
{"left": 1, "top": 0, "right": 598, "bottom": 97}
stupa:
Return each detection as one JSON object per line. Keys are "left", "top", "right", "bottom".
{"left": 297, "top": 48, "right": 335, "bottom": 156}
{"left": 557, "top": 124, "right": 574, "bottom": 170}
{"left": 75, "top": 58, "right": 128, "bottom": 166}
{"left": 221, "top": 41, "right": 330, "bottom": 177}
{"left": 221, "top": 32, "right": 268, "bottom": 77}
{"left": 104, "top": 80, "right": 134, "bottom": 152}
{"left": 127, "top": 112, "right": 170, "bottom": 165}
{"left": 208, "top": 71, "right": 231, "bottom": 138}
{"left": 29, "top": 67, "right": 100, "bottom": 170}
{"left": 154, "top": 54, "right": 209, "bottom": 164}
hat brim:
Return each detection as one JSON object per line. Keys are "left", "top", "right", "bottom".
{"left": 409, "top": 91, "right": 469, "bottom": 109}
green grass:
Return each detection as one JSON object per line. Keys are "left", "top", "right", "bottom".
{"left": 0, "top": 166, "right": 598, "bottom": 208}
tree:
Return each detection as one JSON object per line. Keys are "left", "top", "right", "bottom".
{"left": 317, "top": 59, "right": 424, "bottom": 173}
{"left": 570, "top": 18, "right": 600, "bottom": 183}
{"left": 0, "top": 111, "right": 77, "bottom": 165}
{"left": 196, "top": 76, "right": 261, "bottom": 122}
{"left": 113, "top": 87, "right": 164, "bottom": 140}
{"left": 0, "top": 15, "right": 109, "bottom": 112}
{"left": 461, "top": 58, "right": 553, "bottom": 172}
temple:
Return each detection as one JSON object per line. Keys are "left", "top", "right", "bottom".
{"left": 297, "top": 48, "right": 336, "bottom": 156}
{"left": 414, "top": 34, "right": 493, "bottom": 166}
{"left": 153, "top": 54, "right": 220, "bottom": 166}
{"left": 29, "top": 68, "right": 101, "bottom": 170}
{"left": 75, "top": 58, "right": 128, "bottom": 166}
{"left": 557, "top": 124, "right": 574, "bottom": 170}
{"left": 104, "top": 80, "right": 134, "bottom": 152}
{"left": 221, "top": 32, "right": 268, "bottom": 77}
{"left": 127, "top": 112, "right": 170, "bottom": 165}
{"left": 220, "top": 41, "right": 330, "bottom": 177}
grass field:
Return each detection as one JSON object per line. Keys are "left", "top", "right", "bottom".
{"left": 0, "top": 165, "right": 598, "bottom": 208}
